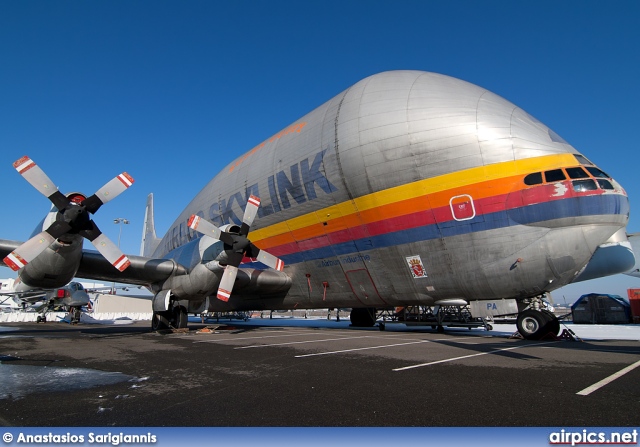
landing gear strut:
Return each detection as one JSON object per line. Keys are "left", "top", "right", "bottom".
{"left": 69, "top": 306, "right": 82, "bottom": 324}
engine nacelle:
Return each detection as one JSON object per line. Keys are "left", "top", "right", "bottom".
{"left": 160, "top": 262, "right": 224, "bottom": 300}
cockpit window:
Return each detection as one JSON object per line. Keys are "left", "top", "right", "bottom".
{"left": 572, "top": 179, "right": 598, "bottom": 192}
{"left": 565, "top": 167, "right": 589, "bottom": 179}
{"left": 544, "top": 169, "right": 566, "bottom": 182}
{"left": 574, "top": 154, "right": 594, "bottom": 165}
{"left": 524, "top": 164, "right": 615, "bottom": 191}
{"left": 586, "top": 167, "right": 610, "bottom": 179}
{"left": 524, "top": 172, "right": 543, "bottom": 186}
{"left": 597, "top": 179, "right": 614, "bottom": 190}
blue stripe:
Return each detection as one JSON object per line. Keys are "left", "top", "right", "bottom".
{"left": 244, "top": 194, "right": 628, "bottom": 268}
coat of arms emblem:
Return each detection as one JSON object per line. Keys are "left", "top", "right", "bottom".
{"left": 406, "top": 255, "right": 427, "bottom": 278}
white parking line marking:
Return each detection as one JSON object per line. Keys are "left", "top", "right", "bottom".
{"left": 235, "top": 335, "right": 374, "bottom": 349}
{"left": 193, "top": 331, "right": 336, "bottom": 343}
{"left": 576, "top": 359, "right": 640, "bottom": 396}
{"left": 393, "top": 341, "right": 555, "bottom": 371}
{"left": 294, "top": 337, "right": 471, "bottom": 358}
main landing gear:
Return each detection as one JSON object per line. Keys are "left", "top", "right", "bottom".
{"left": 515, "top": 295, "right": 560, "bottom": 340}
{"left": 349, "top": 307, "right": 377, "bottom": 327}
{"left": 69, "top": 306, "right": 82, "bottom": 324}
{"left": 152, "top": 305, "right": 188, "bottom": 331}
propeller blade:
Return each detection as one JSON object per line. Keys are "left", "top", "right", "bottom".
{"left": 82, "top": 172, "right": 135, "bottom": 214}
{"left": 13, "top": 156, "right": 70, "bottom": 210}
{"left": 3, "top": 231, "right": 57, "bottom": 271}
{"left": 188, "top": 215, "right": 222, "bottom": 240}
{"left": 91, "top": 234, "right": 131, "bottom": 272}
{"left": 240, "top": 195, "right": 260, "bottom": 236}
{"left": 217, "top": 265, "right": 238, "bottom": 302}
{"left": 254, "top": 248, "right": 285, "bottom": 271}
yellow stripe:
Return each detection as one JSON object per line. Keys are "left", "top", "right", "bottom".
{"left": 251, "top": 153, "right": 577, "bottom": 241}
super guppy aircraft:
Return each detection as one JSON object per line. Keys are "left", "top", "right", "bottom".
{"left": 0, "top": 70, "right": 633, "bottom": 339}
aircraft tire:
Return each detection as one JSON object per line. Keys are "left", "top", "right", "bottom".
{"left": 541, "top": 309, "right": 560, "bottom": 337}
{"left": 350, "top": 308, "right": 376, "bottom": 327}
{"left": 152, "top": 311, "right": 171, "bottom": 331}
{"left": 517, "top": 309, "right": 557, "bottom": 340}
{"left": 171, "top": 306, "right": 188, "bottom": 329}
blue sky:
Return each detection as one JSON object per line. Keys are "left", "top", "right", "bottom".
{"left": 0, "top": 1, "right": 638, "bottom": 302}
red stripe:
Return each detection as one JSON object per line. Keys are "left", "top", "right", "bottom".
{"left": 262, "top": 184, "right": 609, "bottom": 258}
{"left": 217, "top": 289, "right": 231, "bottom": 302}
{"left": 188, "top": 215, "right": 199, "bottom": 229}
{"left": 14, "top": 156, "right": 35, "bottom": 174}
{"left": 114, "top": 255, "right": 131, "bottom": 271}
{"left": 117, "top": 172, "right": 134, "bottom": 187}
{"left": 4, "top": 253, "right": 26, "bottom": 271}
{"left": 248, "top": 195, "right": 260, "bottom": 207}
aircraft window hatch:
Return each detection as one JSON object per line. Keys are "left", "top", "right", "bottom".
{"left": 574, "top": 154, "right": 594, "bottom": 165}
{"left": 572, "top": 179, "right": 598, "bottom": 192}
{"left": 450, "top": 194, "right": 476, "bottom": 221}
{"left": 544, "top": 169, "right": 566, "bottom": 182}
{"left": 524, "top": 172, "right": 543, "bottom": 185}
{"left": 566, "top": 167, "right": 589, "bottom": 179}
{"left": 586, "top": 167, "right": 610, "bottom": 179}
{"left": 597, "top": 179, "right": 614, "bottom": 190}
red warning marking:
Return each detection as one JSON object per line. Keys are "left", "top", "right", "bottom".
{"left": 117, "top": 173, "right": 134, "bottom": 187}
{"left": 114, "top": 255, "right": 131, "bottom": 272}
{"left": 14, "top": 156, "right": 35, "bottom": 174}
{"left": 247, "top": 195, "right": 261, "bottom": 207}
{"left": 4, "top": 252, "right": 27, "bottom": 271}
{"left": 217, "top": 289, "right": 231, "bottom": 302}
{"left": 188, "top": 215, "right": 200, "bottom": 229}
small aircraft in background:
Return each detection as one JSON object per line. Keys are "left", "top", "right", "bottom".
{"left": 0, "top": 71, "right": 633, "bottom": 339}
{"left": 0, "top": 280, "right": 92, "bottom": 323}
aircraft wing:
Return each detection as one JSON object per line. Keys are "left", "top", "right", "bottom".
{"left": 0, "top": 289, "right": 47, "bottom": 302}
{"left": 0, "top": 239, "right": 188, "bottom": 287}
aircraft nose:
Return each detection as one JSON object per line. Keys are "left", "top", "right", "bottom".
{"left": 506, "top": 162, "right": 630, "bottom": 230}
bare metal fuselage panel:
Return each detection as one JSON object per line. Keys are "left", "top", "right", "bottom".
{"left": 151, "top": 71, "right": 630, "bottom": 312}
{"left": 1, "top": 71, "right": 630, "bottom": 314}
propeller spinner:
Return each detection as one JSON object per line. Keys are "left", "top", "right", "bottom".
{"left": 188, "top": 195, "right": 284, "bottom": 302}
{"left": 3, "top": 156, "right": 134, "bottom": 272}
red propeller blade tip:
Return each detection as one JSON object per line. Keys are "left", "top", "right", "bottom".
{"left": 187, "top": 215, "right": 199, "bottom": 229}
{"left": 13, "top": 156, "right": 35, "bottom": 174}
{"left": 247, "top": 195, "right": 260, "bottom": 207}
{"left": 117, "top": 173, "right": 134, "bottom": 188}
{"left": 113, "top": 255, "right": 131, "bottom": 272}
{"left": 217, "top": 288, "right": 231, "bottom": 302}
{"left": 4, "top": 253, "right": 27, "bottom": 271}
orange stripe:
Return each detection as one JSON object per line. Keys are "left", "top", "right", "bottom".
{"left": 256, "top": 174, "right": 525, "bottom": 250}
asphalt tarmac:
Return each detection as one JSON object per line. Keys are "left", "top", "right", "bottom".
{"left": 1, "top": 319, "right": 639, "bottom": 427}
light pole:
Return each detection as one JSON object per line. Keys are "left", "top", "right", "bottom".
{"left": 112, "top": 218, "right": 129, "bottom": 293}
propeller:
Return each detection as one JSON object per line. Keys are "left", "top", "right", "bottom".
{"left": 188, "top": 195, "right": 284, "bottom": 302}
{"left": 3, "top": 156, "right": 134, "bottom": 272}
